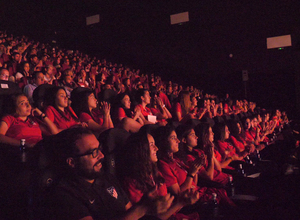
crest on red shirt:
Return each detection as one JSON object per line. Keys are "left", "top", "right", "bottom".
{"left": 107, "top": 186, "right": 118, "bottom": 199}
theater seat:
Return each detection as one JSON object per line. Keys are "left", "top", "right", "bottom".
{"left": 98, "top": 128, "right": 130, "bottom": 175}
{"left": 0, "top": 79, "right": 21, "bottom": 118}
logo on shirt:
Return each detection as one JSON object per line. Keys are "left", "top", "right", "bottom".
{"left": 106, "top": 186, "right": 118, "bottom": 199}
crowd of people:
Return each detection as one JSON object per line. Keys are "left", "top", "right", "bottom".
{"left": 0, "top": 31, "right": 299, "bottom": 220}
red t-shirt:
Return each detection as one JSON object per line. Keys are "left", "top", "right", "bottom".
{"left": 45, "top": 105, "right": 78, "bottom": 130}
{"left": 79, "top": 110, "right": 103, "bottom": 126}
{"left": 159, "top": 92, "right": 172, "bottom": 110}
{"left": 184, "top": 149, "right": 230, "bottom": 186}
{"left": 217, "top": 140, "right": 237, "bottom": 160}
{"left": 1, "top": 115, "right": 43, "bottom": 145}
{"left": 150, "top": 107, "right": 167, "bottom": 123}
{"left": 230, "top": 135, "right": 246, "bottom": 152}
{"left": 159, "top": 157, "right": 198, "bottom": 190}
{"left": 244, "top": 129, "right": 256, "bottom": 144}
{"left": 136, "top": 104, "right": 153, "bottom": 118}
{"left": 117, "top": 107, "right": 128, "bottom": 119}
{"left": 124, "top": 175, "right": 167, "bottom": 204}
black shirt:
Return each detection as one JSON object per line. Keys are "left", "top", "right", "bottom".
{"left": 42, "top": 173, "right": 129, "bottom": 220}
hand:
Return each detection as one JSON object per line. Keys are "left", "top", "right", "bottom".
{"left": 206, "top": 145, "right": 214, "bottom": 159}
{"left": 101, "top": 101, "right": 111, "bottom": 116}
{"left": 231, "top": 154, "right": 242, "bottom": 161}
{"left": 134, "top": 106, "right": 142, "bottom": 115}
{"left": 144, "top": 187, "right": 174, "bottom": 216}
{"left": 32, "top": 108, "right": 42, "bottom": 117}
{"left": 156, "top": 97, "right": 164, "bottom": 107}
{"left": 178, "top": 189, "right": 200, "bottom": 206}
{"left": 189, "top": 157, "right": 203, "bottom": 176}
{"left": 79, "top": 122, "right": 88, "bottom": 128}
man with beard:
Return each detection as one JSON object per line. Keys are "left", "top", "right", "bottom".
{"left": 39, "top": 127, "right": 173, "bottom": 220}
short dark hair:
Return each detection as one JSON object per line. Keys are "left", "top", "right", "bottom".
{"left": 48, "top": 127, "right": 94, "bottom": 166}
{"left": 135, "top": 89, "right": 148, "bottom": 104}
{"left": 32, "top": 71, "right": 44, "bottom": 80}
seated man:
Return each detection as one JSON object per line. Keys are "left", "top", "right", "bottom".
{"left": 23, "top": 71, "right": 45, "bottom": 103}
{"left": 38, "top": 127, "right": 174, "bottom": 220}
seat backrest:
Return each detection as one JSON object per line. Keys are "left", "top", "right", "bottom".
{"left": 0, "top": 80, "right": 22, "bottom": 118}
{"left": 98, "top": 128, "right": 130, "bottom": 175}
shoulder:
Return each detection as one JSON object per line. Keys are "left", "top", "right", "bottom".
{"left": 45, "top": 105, "right": 56, "bottom": 112}
{"left": 1, "top": 115, "right": 17, "bottom": 124}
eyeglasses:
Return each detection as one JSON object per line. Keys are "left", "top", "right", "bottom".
{"left": 73, "top": 146, "right": 102, "bottom": 158}
{"left": 0, "top": 74, "right": 9, "bottom": 79}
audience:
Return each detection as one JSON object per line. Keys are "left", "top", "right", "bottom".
{"left": 0, "top": 30, "right": 298, "bottom": 220}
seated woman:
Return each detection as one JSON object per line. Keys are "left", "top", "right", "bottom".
{"left": 44, "top": 86, "right": 85, "bottom": 132}
{"left": 243, "top": 116, "right": 266, "bottom": 151}
{"left": 15, "top": 61, "right": 30, "bottom": 89}
{"left": 71, "top": 88, "right": 113, "bottom": 137}
{"left": 213, "top": 123, "right": 247, "bottom": 169}
{"left": 0, "top": 93, "right": 58, "bottom": 147}
{"left": 172, "top": 91, "right": 195, "bottom": 123}
{"left": 114, "top": 92, "right": 145, "bottom": 133}
{"left": 226, "top": 119, "right": 255, "bottom": 155}
{"left": 175, "top": 123, "right": 232, "bottom": 186}
{"left": 155, "top": 126, "right": 234, "bottom": 206}
{"left": 119, "top": 128, "right": 200, "bottom": 220}
{"left": 149, "top": 88, "right": 172, "bottom": 126}
{"left": 76, "top": 69, "right": 89, "bottom": 88}
{"left": 154, "top": 126, "right": 202, "bottom": 195}
{"left": 134, "top": 88, "right": 160, "bottom": 124}
{"left": 189, "top": 93, "right": 207, "bottom": 121}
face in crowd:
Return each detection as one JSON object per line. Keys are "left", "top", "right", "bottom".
{"left": 15, "top": 95, "right": 31, "bottom": 117}
{"left": 55, "top": 89, "right": 69, "bottom": 109}
{"left": 148, "top": 134, "right": 158, "bottom": 163}
{"left": 168, "top": 130, "right": 180, "bottom": 154}
{"left": 121, "top": 95, "right": 131, "bottom": 109}
{"left": 67, "top": 133, "right": 104, "bottom": 183}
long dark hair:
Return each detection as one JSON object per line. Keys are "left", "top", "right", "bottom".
{"left": 119, "top": 128, "right": 164, "bottom": 193}
{"left": 195, "top": 122, "right": 213, "bottom": 151}
{"left": 227, "top": 119, "right": 245, "bottom": 143}
{"left": 116, "top": 92, "right": 133, "bottom": 118}
{"left": 44, "top": 86, "right": 78, "bottom": 121}
{"left": 71, "top": 88, "right": 96, "bottom": 120}
{"left": 175, "top": 124, "right": 197, "bottom": 161}
{"left": 154, "top": 125, "right": 176, "bottom": 159}
{"left": 213, "top": 122, "right": 227, "bottom": 142}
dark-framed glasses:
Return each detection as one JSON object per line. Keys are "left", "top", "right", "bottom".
{"left": 73, "top": 145, "right": 102, "bottom": 158}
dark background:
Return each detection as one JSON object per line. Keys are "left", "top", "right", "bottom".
{"left": 1, "top": 0, "right": 300, "bottom": 118}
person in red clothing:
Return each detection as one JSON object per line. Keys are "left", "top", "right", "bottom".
{"left": 114, "top": 92, "right": 145, "bottom": 133}
{"left": 154, "top": 126, "right": 202, "bottom": 195}
{"left": 44, "top": 86, "right": 85, "bottom": 132}
{"left": 135, "top": 88, "right": 162, "bottom": 125}
{"left": 119, "top": 128, "right": 200, "bottom": 219}
{"left": 71, "top": 88, "right": 113, "bottom": 137}
{"left": 149, "top": 88, "right": 172, "bottom": 126}
{"left": 213, "top": 123, "right": 246, "bottom": 168}
{"left": 0, "top": 93, "right": 58, "bottom": 147}
{"left": 175, "top": 124, "right": 235, "bottom": 206}
{"left": 189, "top": 123, "right": 232, "bottom": 186}
{"left": 226, "top": 119, "right": 254, "bottom": 155}
{"left": 243, "top": 116, "right": 266, "bottom": 151}
{"left": 155, "top": 126, "right": 236, "bottom": 208}
{"left": 173, "top": 91, "right": 195, "bottom": 123}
